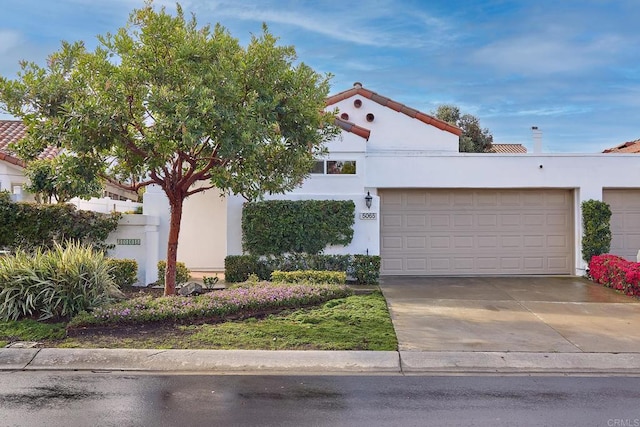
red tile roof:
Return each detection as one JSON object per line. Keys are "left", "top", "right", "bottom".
{"left": 489, "top": 143, "right": 527, "bottom": 153}
{"left": 602, "top": 139, "right": 640, "bottom": 153}
{"left": 326, "top": 83, "right": 462, "bottom": 137}
{"left": 334, "top": 117, "right": 371, "bottom": 140}
{"left": 0, "top": 120, "right": 60, "bottom": 167}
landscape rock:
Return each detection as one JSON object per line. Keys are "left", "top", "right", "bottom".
{"left": 178, "top": 282, "right": 204, "bottom": 296}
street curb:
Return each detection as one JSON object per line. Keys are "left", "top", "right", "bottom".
{"left": 4, "top": 349, "right": 400, "bottom": 373}
{"left": 400, "top": 351, "right": 640, "bottom": 374}
{"left": 3, "top": 349, "right": 640, "bottom": 374}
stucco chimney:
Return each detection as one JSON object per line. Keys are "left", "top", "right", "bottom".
{"left": 532, "top": 126, "right": 542, "bottom": 153}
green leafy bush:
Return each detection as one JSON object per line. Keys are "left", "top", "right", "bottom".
{"left": 224, "top": 255, "right": 269, "bottom": 282}
{"left": 157, "top": 260, "right": 191, "bottom": 285}
{"left": 0, "top": 242, "right": 121, "bottom": 320}
{"left": 271, "top": 270, "right": 346, "bottom": 284}
{"left": 352, "top": 255, "right": 381, "bottom": 285}
{"left": 0, "top": 192, "right": 120, "bottom": 251}
{"left": 226, "top": 254, "right": 380, "bottom": 284}
{"left": 582, "top": 199, "right": 612, "bottom": 263}
{"left": 108, "top": 259, "right": 138, "bottom": 287}
{"left": 242, "top": 200, "right": 355, "bottom": 255}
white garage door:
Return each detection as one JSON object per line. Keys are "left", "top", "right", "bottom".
{"left": 603, "top": 189, "right": 640, "bottom": 261}
{"left": 380, "top": 189, "right": 573, "bottom": 275}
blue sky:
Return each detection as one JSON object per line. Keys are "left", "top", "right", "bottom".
{"left": 1, "top": 0, "right": 639, "bottom": 153}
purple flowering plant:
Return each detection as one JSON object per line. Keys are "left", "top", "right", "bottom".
{"left": 69, "top": 282, "right": 352, "bottom": 327}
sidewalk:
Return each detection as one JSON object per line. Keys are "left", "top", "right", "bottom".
{"left": 3, "top": 348, "right": 640, "bottom": 375}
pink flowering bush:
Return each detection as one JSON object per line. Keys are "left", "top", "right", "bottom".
{"left": 69, "top": 282, "right": 352, "bottom": 327}
{"left": 589, "top": 254, "right": 640, "bottom": 297}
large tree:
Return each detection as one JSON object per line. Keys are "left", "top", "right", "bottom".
{"left": 434, "top": 104, "right": 493, "bottom": 152}
{"left": 0, "top": 3, "right": 339, "bottom": 295}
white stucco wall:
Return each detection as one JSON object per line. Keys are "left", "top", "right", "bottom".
{"left": 0, "top": 161, "right": 34, "bottom": 202}
{"left": 177, "top": 186, "right": 227, "bottom": 271}
{"left": 331, "top": 97, "right": 459, "bottom": 152}
{"left": 106, "top": 214, "right": 160, "bottom": 286}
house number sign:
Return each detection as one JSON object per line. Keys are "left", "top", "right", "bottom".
{"left": 117, "top": 238, "right": 141, "bottom": 245}
{"left": 359, "top": 212, "right": 377, "bottom": 220}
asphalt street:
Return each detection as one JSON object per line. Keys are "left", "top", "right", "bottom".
{"left": 1, "top": 371, "right": 639, "bottom": 427}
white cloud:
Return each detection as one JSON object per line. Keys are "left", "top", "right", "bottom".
{"left": 199, "top": 0, "right": 453, "bottom": 49}
{"left": 0, "top": 30, "right": 22, "bottom": 55}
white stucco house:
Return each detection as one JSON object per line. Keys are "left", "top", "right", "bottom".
{"left": 138, "top": 83, "right": 640, "bottom": 281}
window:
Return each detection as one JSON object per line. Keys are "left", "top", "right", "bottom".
{"left": 311, "top": 160, "right": 325, "bottom": 174}
{"left": 311, "top": 160, "right": 357, "bottom": 175}
{"left": 327, "top": 160, "right": 356, "bottom": 175}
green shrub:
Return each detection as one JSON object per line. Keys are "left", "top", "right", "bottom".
{"left": 157, "top": 260, "right": 191, "bottom": 285}
{"left": 271, "top": 270, "right": 346, "bottom": 284}
{"left": 0, "top": 193, "right": 120, "bottom": 252}
{"left": 108, "top": 259, "right": 138, "bottom": 287}
{"left": 0, "top": 242, "right": 121, "bottom": 320}
{"left": 242, "top": 200, "right": 355, "bottom": 255}
{"left": 352, "top": 255, "right": 381, "bottom": 285}
{"left": 225, "top": 255, "right": 271, "bottom": 282}
{"left": 582, "top": 199, "right": 612, "bottom": 263}
{"left": 226, "top": 254, "right": 380, "bottom": 284}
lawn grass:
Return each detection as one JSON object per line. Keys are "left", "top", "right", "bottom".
{"left": 0, "top": 319, "right": 66, "bottom": 347}
{"left": 54, "top": 292, "right": 397, "bottom": 350}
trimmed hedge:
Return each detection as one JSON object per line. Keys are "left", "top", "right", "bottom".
{"left": 271, "top": 270, "right": 346, "bottom": 285}
{"left": 589, "top": 254, "right": 640, "bottom": 297}
{"left": 225, "top": 254, "right": 380, "bottom": 285}
{"left": 107, "top": 259, "right": 138, "bottom": 287}
{"left": 581, "top": 199, "right": 612, "bottom": 263}
{"left": 0, "top": 191, "right": 120, "bottom": 251}
{"left": 242, "top": 200, "right": 355, "bottom": 255}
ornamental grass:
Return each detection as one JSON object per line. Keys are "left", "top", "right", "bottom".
{"left": 69, "top": 282, "right": 352, "bottom": 327}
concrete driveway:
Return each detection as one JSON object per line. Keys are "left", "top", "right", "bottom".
{"left": 380, "top": 276, "right": 640, "bottom": 353}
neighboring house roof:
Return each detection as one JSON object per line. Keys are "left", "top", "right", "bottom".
{"left": 0, "top": 120, "right": 59, "bottom": 167}
{"left": 602, "top": 139, "right": 640, "bottom": 153}
{"left": 488, "top": 144, "right": 527, "bottom": 153}
{"left": 326, "top": 82, "right": 462, "bottom": 137}
{"left": 333, "top": 117, "right": 371, "bottom": 140}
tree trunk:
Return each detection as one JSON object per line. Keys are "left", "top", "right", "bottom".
{"left": 164, "top": 196, "right": 184, "bottom": 296}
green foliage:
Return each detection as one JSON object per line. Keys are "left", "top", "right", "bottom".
{"left": 107, "top": 259, "right": 138, "bottom": 288}
{"left": 225, "top": 254, "right": 381, "bottom": 284}
{"left": 180, "top": 292, "right": 397, "bottom": 351}
{"left": 0, "top": 195, "right": 120, "bottom": 251}
{"left": 582, "top": 199, "right": 612, "bottom": 262}
{"left": 0, "top": 242, "right": 121, "bottom": 321}
{"left": 24, "top": 157, "right": 103, "bottom": 203}
{"left": 271, "top": 270, "right": 346, "bottom": 284}
{"left": 242, "top": 200, "right": 355, "bottom": 255}
{"left": 224, "top": 255, "right": 268, "bottom": 283}
{"left": 0, "top": 3, "right": 340, "bottom": 293}
{"left": 0, "top": 319, "right": 66, "bottom": 346}
{"left": 68, "top": 282, "right": 352, "bottom": 327}
{"left": 352, "top": 255, "right": 381, "bottom": 285}
{"left": 203, "top": 276, "right": 219, "bottom": 286}
{"left": 434, "top": 104, "right": 493, "bottom": 152}
{"left": 157, "top": 260, "right": 191, "bottom": 286}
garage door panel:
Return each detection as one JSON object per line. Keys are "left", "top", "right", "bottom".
{"left": 603, "top": 189, "right": 640, "bottom": 261}
{"left": 478, "top": 214, "right": 498, "bottom": 226}
{"left": 453, "top": 214, "right": 473, "bottom": 227}
{"left": 380, "top": 189, "right": 573, "bottom": 275}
